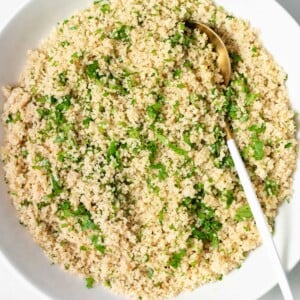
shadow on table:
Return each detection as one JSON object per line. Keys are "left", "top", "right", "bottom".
{"left": 276, "top": 0, "right": 300, "bottom": 25}
{"left": 260, "top": 261, "right": 300, "bottom": 299}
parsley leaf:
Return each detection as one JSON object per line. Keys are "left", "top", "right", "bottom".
{"left": 265, "top": 179, "right": 279, "bottom": 196}
{"left": 235, "top": 205, "right": 253, "bottom": 222}
{"left": 90, "top": 235, "right": 106, "bottom": 254}
{"left": 111, "top": 24, "right": 132, "bottom": 43}
{"left": 251, "top": 135, "right": 264, "bottom": 160}
{"left": 86, "top": 60, "right": 102, "bottom": 80}
{"left": 150, "top": 163, "right": 168, "bottom": 181}
{"left": 147, "top": 268, "right": 154, "bottom": 279}
{"left": 85, "top": 277, "right": 95, "bottom": 289}
{"left": 168, "top": 249, "right": 186, "bottom": 269}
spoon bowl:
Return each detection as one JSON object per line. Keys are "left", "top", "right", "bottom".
{"left": 187, "top": 21, "right": 232, "bottom": 86}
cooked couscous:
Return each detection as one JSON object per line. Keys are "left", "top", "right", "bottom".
{"left": 1, "top": 0, "right": 297, "bottom": 299}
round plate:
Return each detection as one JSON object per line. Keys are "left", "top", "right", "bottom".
{"left": 0, "top": 1, "right": 299, "bottom": 299}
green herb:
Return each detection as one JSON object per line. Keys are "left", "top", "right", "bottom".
{"left": 210, "top": 126, "right": 225, "bottom": 159}
{"left": 85, "top": 277, "right": 95, "bottom": 289}
{"left": 265, "top": 179, "right": 279, "bottom": 196}
{"left": 6, "top": 111, "right": 21, "bottom": 124}
{"left": 168, "top": 143, "right": 187, "bottom": 156}
{"left": 252, "top": 46, "right": 257, "bottom": 53}
{"left": 147, "top": 268, "right": 154, "bottom": 279}
{"left": 104, "top": 279, "right": 112, "bottom": 288}
{"left": 50, "top": 174, "right": 63, "bottom": 197}
{"left": 235, "top": 205, "right": 253, "bottom": 222}
{"left": 107, "top": 140, "right": 121, "bottom": 165}
{"left": 183, "top": 131, "right": 194, "bottom": 148}
{"left": 158, "top": 207, "right": 166, "bottom": 225}
{"left": 60, "top": 40, "right": 70, "bottom": 47}
{"left": 230, "top": 53, "right": 243, "bottom": 65}
{"left": 71, "top": 51, "right": 84, "bottom": 63}
{"left": 182, "top": 186, "right": 222, "bottom": 246}
{"left": 21, "top": 200, "right": 31, "bottom": 207}
{"left": 210, "top": 140, "right": 221, "bottom": 158}
{"left": 75, "top": 205, "right": 99, "bottom": 231}
{"left": 83, "top": 117, "right": 93, "bottom": 128}
{"left": 147, "top": 102, "right": 163, "bottom": 121}
{"left": 86, "top": 60, "right": 102, "bottom": 80}
{"left": 173, "top": 68, "right": 182, "bottom": 79}
{"left": 251, "top": 135, "right": 264, "bottom": 160}
{"left": 90, "top": 235, "right": 106, "bottom": 254}
{"left": 33, "top": 154, "right": 51, "bottom": 173}
{"left": 144, "top": 141, "right": 158, "bottom": 164}
{"left": 57, "top": 200, "right": 73, "bottom": 218}
{"left": 150, "top": 163, "right": 168, "bottom": 181}
{"left": 168, "top": 249, "right": 186, "bottom": 269}
{"left": 245, "top": 93, "right": 259, "bottom": 106}
{"left": 173, "top": 100, "right": 179, "bottom": 113}
{"left": 102, "top": 55, "right": 112, "bottom": 64}
{"left": 36, "top": 108, "right": 51, "bottom": 119}
{"left": 169, "top": 28, "right": 195, "bottom": 48}
{"left": 249, "top": 123, "right": 266, "bottom": 134}
{"left": 56, "top": 95, "right": 71, "bottom": 112}
{"left": 156, "top": 132, "right": 168, "bottom": 145}
{"left": 183, "top": 60, "right": 193, "bottom": 69}
{"left": 222, "top": 190, "right": 235, "bottom": 208}
{"left": 215, "top": 155, "right": 234, "bottom": 169}
{"left": 69, "top": 25, "right": 78, "bottom": 30}
{"left": 176, "top": 83, "right": 185, "bottom": 89}
{"left": 37, "top": 202, "right": 50, "bottom": 210}
{"left": 99, "top": 2, "right": 111, "bottom": 14}
{"left": 209, "top": 11, "right": 217, "bottom": 26}
{"left": 284, "top": 142, "right": 293, "bottom": 149}
{"left": 137, "top": 227, "right": 143, "bottom": 242}
{"left": 58, "top": 71, "right": 68, "bottom": 86}
{"left": 111, "top": 24, "right": 131, "bottom": 43}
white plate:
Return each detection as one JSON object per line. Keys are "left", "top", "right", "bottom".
{"left": 0, "top": 1, "right": 299, "bottom": 300}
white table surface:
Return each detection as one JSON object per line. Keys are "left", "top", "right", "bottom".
{"left": 0, "top": 1, "right": 299, "bottom": 299}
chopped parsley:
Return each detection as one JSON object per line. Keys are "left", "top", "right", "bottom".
{"left": 284, "top": 142, "right": 293, "bottom": 149}
{"left": 222, "top": 190, "right": 235, "bottom": 208}
{"left": 249, "top": 123, "right": 266, "bottom": 134}
{"left": 49, "top": 174, "right": 63, "bottom": 197}
{"left": 85, "top": 277, "right": 95, "bottom": 289}
{"left": 58, "top": 71, "right": 68, "bottom": 86}
{"left": 265, "top": 179, "right": 279, "bottom": 196}
{"left": 60, "top": 40, "right": 70, "bottom": 47}
{"left": 251, "top": 135, "right": 264, "bottom": 160}
{"left": 111, "top": 24, "right": 132, "bottom": 43}
{"left": 169, "top": 22, "right": 195, "bottom": 48}
{"left": 156, "top": 132, "right": 188, "bottom": 157}
{"left": 150, "top": 163, "right": 168, "bottom": 181}
{"left": 168, "top": 249, "right": 187, "bottom": 269}
{"left": 182, "top": 185, "right": 222, "bottom": 247}
{"left": 6, "top": 111, "right": 21, "bottom": 124}
{"left": 86, "top": 60, "right": 102, "bottom": 80}
{"left": 230, "top": 53, "right": 243, "bottom": 65}
{"left": 90, "top": 235, "right": 106, "bottom": 254}
{"left": 147, "top": 102, "right": 163, "bottom": 121}
{"left": 235, "top": 205, "right": 253, "bottom": 222}
{"left": 173, "top": 68, "right": 182, "bottom": 79}
{"left": 147, "top": 268, "right": 154, "bottom": 279}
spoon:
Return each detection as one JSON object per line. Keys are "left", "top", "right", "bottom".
{"left": 188, "top": 21, "right": 294, "bottom": 300}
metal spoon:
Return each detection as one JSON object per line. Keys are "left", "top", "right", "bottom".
{"left": 189, "top": 21, "right": 294, "bottom": 300}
